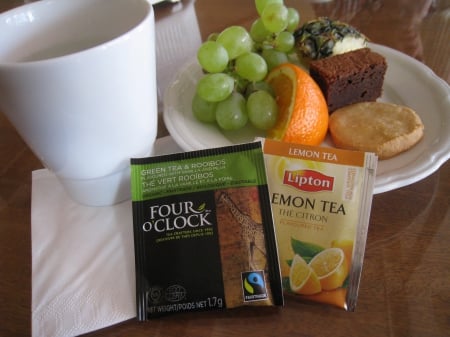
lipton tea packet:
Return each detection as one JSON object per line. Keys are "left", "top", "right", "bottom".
{"left": 130, "top": 142, "right": 283, "bottom": 320}
{"left": 260, "top": 138, "right": 377, "bottom": 311}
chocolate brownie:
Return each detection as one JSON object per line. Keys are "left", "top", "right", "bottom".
{"left": 309, "top": 48, "right": 387, "bottom": 113}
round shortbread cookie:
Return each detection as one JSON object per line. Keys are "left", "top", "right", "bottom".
{"left": 329, "top": 102, "right": 424, "bottom": 159}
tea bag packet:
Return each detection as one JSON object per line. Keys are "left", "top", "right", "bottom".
{"left": 261, "top": 138, "right": 377, "bottom": 311}
{"left": 130, "top": 142, "right": 283, "bottom": 320}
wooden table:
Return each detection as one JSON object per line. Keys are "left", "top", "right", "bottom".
{"left": 1, "top": 0, "right": 449, "bottom": 336}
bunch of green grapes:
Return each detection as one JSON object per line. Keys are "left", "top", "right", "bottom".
{"left": 193, "top": 0, "right": 300, "bottom": 131}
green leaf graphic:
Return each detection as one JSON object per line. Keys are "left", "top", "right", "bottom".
{"left": 291, "top": 237, "right": 324, "bottom": 259}
{"left": 197, "top": 203, "right": 206, "bottom": 212}
{"left": 342, "top": 275, "right": 349, "bottom": 289}
{"left": 282, "top": 277, "right": 291, "bottom": 292}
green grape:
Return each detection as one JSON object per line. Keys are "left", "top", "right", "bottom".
{"left": 255, "top": 0, "right": 282, "bottom": 16}
{"left": 196, "top": 73, "right": 235, "bottom": 102}
{"left": 286, "top": 8, "right": 300, "bottom": 32}
{"left": 215, "top": 92, "right": 248, "bottom": 130}
{"left": 261, "top": 48, "right": 289, "bottom": 70}
{"left": 245, "top": 81, "right": 276, "bottom": 98}
{"left": 247, "top": 90, "right": 278, "bottom": 130}
{"left": 197, "top": 41, "right": 229, "bottom": 73}
{"left": 274, "top": 31, "right": 295, "bottom": 53}
{"left": 192, "top": 93, "right": 217, "bottom": 123}
{"left": 250, "top": 18, "right": 270, "bottom": 43}
{"left": 235, "top": 52, "right": 268, "bottom": 82}
{"left": 216, "top": 26, "right": 253, "bottom": 60}
{"left": 261, "top": 3, "right": 288, "bottom": 33}
{"left": 207, "top": 32, "right": 219, "bottom": 41}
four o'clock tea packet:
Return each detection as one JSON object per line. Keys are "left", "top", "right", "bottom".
{"left": 260, "top": 138, "right": 377, "bottom": 311}
{"left": 130, "top": 141, "right": 283, "bottom": 320}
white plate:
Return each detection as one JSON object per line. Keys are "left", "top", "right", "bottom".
{"left": 163, "top": 43, "right": 450, "bottom": 194}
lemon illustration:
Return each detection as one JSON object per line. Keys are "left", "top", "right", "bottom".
{"left": 309, "top": 247, "right": 349, "bottom": 291}
{"left": 271, "top": 155, "right": 327, "bottom": 184}
{"left": 289, "top": 254, "right": 321, "bottom": 295}
{"left": 331, "top": 239, "right": 354, "bottom": 266}
{"left": 301, "top": 158, "right": 325, "bottom": 171}
{"left": 273, "top": 156, "right": 288, "bottom": 182}
{"left": 273, "top": 157, "right": 302, "bottom": 182}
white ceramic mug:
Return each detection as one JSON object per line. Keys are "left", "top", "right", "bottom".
{"left": 0, "top": 0, "right": 158, "bottom": 206}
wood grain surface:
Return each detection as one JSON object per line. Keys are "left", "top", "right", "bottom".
{"left": 0, "top": 0, "right": 449, "bottom": 336}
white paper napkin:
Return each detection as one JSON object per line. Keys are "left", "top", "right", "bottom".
{"left": 154, "top": 0, "right": 202, "bottom": 112}
{"left": 31, "top": 136, "right": 182, "bottom": 337}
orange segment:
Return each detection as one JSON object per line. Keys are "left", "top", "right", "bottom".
{"left": 265, "top": 63, "right": 329, "bottom": 146}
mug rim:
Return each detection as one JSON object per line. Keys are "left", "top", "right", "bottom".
{"left": 0, "top": 0, "right": 153, "bottom": 67}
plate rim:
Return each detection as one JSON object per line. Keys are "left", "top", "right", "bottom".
{"left": 163, "top": 43, "right": 450, "bottom": 194}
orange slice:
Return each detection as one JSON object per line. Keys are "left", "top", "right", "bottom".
{"left": 265, "top": 63, "right": 328, "bottom": 146}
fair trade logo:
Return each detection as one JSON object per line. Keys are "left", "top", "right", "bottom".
{"left": 283, "top": 169, "right": 334, "bottom": 192}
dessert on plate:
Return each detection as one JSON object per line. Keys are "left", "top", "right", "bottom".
{"left": 328, "top": 102, "right": 424, "bottom": 159}
{"left": 309, "top": 48, "right": 387, "bottom": 112}
{"left": 294, "top": 17, "right": 387, "bottom": 112}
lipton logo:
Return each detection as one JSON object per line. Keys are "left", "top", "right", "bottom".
{"left": 283, "top": 169, "right": 334, "bottom": 192}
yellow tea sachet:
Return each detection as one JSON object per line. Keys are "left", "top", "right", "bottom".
{"left": 131, "top": 142, "right": 283, "bottom": 319}
{"left": 261, "top": 138, "right": 377, "bottom": 311}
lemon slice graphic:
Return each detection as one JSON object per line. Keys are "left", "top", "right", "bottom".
{"left": 289, "top": 254, "right": 321, "bottom": 295}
